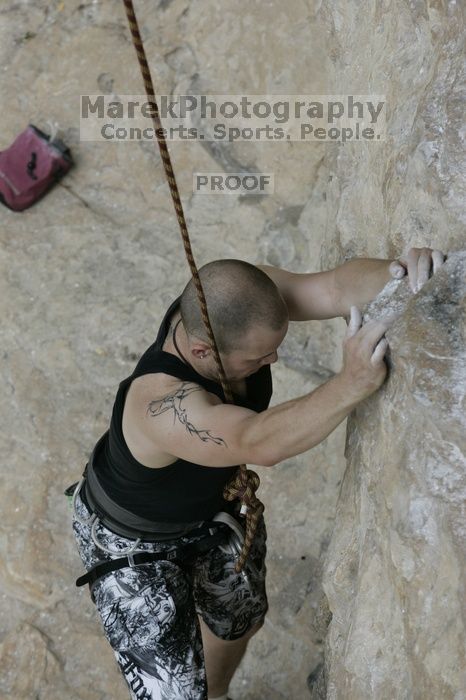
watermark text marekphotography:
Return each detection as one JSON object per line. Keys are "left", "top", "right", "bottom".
{"left": 193, "top": 173, "right": 274, "bottom": 195}
{"left": 80, "top": 94, "right": 386, "bottom": 142}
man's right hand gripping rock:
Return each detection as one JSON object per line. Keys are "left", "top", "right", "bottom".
{"left": 339, "top": 305, "right": 389, "bottom": 401}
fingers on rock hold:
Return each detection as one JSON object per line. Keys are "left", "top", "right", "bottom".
{"left": 346, "top": 305, "right": 362, "bottom": 337}
{"left": 371, "top": 337, "right": 388, "bottom": 366}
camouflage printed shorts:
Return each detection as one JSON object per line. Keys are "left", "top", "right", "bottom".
{"left": 71, "top": 491, "right": 268, "bottom": 700}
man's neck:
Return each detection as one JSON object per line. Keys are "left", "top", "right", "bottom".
{"left": 167, "top": 317, "right": 218, "bottom": 381}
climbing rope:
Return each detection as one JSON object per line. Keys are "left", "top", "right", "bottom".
{"left": 121, "top": 0, "right": 264, "bottom": 573}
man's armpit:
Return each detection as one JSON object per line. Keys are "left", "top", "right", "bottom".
{"left": 145, "top": 381, "right": 227, "bottom": 447}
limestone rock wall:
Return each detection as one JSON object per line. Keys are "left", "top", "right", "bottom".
{"left": 320, "top": 253, "right": 466, "bottom": 699}
{"left": 311, "top": 1, "right": 465, "bottom": 697}
{"left": 318, "top": 0, "right": 465, "bottom": 271}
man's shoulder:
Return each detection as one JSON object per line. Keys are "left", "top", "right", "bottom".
{"left": 122, "top": 372, "right": 224, "bottom": 468}
{"left": 130, "top": 371, "right": 222, "bottom": 409}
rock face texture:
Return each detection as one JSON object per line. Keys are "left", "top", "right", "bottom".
{"left": 320, "top": 253, "right": 466, "bottom": 699}
{"left": 319, "top": 0, "right": 465, "bottom": 269}
{"left": 0, "top": 0, "right": 464, "bottom": 698}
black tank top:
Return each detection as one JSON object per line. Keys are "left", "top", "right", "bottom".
{"left": 92, "top": 295, "right": 273, "bottom": 523}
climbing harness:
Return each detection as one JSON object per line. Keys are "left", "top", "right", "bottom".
{"left": 68, "top": 432, "right": 257, "bottom": 593}
{"left": 73, "top": 479, "right": 255, "bottom": 597}
{"left": 121, "top": 0, "right": 264, "bottom": 572}
{"left": 74, "top": 526, "right": 230, "bottom": 593}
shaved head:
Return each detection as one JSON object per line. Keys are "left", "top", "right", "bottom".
{"left": 180, "top": 259, "right": 289, "bottom": 355}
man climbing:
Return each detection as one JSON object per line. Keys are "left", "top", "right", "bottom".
{"left": 70, "top": 247, "right": 444, "bottom": 700}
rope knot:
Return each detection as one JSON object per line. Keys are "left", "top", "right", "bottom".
{"left": 223, "top": 465, "right": 264, "bottom": 573}
{"left": 224, "top": 468, "right": 260, "bottom": 506}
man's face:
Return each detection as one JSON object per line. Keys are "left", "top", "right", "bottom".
{"left": 220, "top": 320, "right": 289, "bottom": 381}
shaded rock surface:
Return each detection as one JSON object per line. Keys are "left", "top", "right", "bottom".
{"left": 319, "top": 253, "right": 466, "bottom": 699}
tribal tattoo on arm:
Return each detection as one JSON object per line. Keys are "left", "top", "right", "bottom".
{"left": 146, "top": 382, "right": 227, "bottom": 447}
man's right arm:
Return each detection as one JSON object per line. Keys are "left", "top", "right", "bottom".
{"left": 142, "top": 308, "right": 389, "bottom": 468}
{"left": 245, "top": 308, "right": 389, "bottom": 465}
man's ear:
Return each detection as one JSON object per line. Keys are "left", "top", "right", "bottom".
{"left": 191, "top": 342, "right": 211, "bottom": 359}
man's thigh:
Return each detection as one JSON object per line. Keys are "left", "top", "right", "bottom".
{"left": 93, "top": 563, "right": 207, "bottom": 699}
{"left": 192, "top": 515, "right": 269, "bottom": 641}
{"left": 72, "top": 493, "right": 208, "bottom": 699}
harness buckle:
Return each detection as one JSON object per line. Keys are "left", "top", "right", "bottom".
{"left": 212, "top": 511, "right": 261, "bottom": 580}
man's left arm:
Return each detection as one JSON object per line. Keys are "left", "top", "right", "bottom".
{"left": 257, "top": 247, "right": 446, "bottom": 321}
